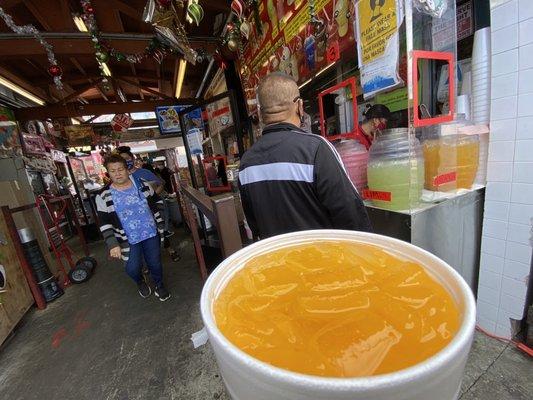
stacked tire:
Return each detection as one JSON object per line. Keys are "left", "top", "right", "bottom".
{"left": 18, "top": 228, "right": 63, "bottom": 303}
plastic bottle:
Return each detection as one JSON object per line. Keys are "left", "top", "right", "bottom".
{"left": 367, "top": 129, "right": 425, "bottom": 211}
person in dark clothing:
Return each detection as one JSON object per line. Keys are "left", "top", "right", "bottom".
{"left": 216, "top": 155, "right": 229, "bottom": 186}
{"left": 238, "top": 72, "right": 372, "bottom": 240}
{"left": 156, "top": 161, "right": 175, "bottom": 194}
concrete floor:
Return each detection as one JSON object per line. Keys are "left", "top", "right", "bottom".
{"left": 0, "top": 230, "right": 531, "bottom": 400}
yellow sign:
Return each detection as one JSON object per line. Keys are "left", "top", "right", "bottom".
{"left": 357, "top": 0, "right": 398, "bottom": 64}
{"left": 284, "top": 0, "right": 329, "bottom": 44}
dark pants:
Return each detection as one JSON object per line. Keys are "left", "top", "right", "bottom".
{"left": 125, "top": 235, "right": 163, "bottom": 287}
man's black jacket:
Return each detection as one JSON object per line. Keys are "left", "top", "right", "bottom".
{"left": 238, "top": 122, "right": 372, "bottom": 239}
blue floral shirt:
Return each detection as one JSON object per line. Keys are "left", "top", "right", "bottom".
{"left": 110, "top": 184, "right": 157, "bottom": 245}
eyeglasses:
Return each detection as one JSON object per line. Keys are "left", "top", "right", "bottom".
{"left": 293, "top": 96, "right": 301, "bottom": 103}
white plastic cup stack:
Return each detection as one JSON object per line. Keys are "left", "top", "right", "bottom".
{"left": 475, "top": 131, "right": 489, "bottom": 184}
{"left": 471, "top": 28, "right": 491, "bottom": 125}
{"left": 457, "top": 94, "right": 471, "bottom": 121}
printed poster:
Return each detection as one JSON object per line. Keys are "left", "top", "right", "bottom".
{"left": 186, "top": 128, "right": 203, "bottom": 155}
{"left": 156, "top": 106, "right": 202, "bottom": 135}
{"left": 355, "top": 0, "right": 403, "bottom": 98}
{"left": 64, "top": 125, "right": 96, "bottom": 146}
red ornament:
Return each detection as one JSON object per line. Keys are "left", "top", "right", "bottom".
{"left": 48, "top": 65, "right": 62, "bottom": 77}
{"left": 226, "top": 23, "right": 235, "bottom": 32}
{"left": 84, "top": 5, "right": 94, "bottom": 14}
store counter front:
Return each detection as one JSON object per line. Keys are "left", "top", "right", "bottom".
{"left": 365, "top": 186, "right": 485, "bottom": 294}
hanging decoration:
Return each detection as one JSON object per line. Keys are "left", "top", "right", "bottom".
{"left": 143, "top": 0, "right": 199, "bottom": 64}
{"left": 221, "top": 22, "right": 240, "bottom": 54}
{"left": 245, "top": 0, "right": 262, "bottom": 35}
{"left": 79, "top": 0, "right": 202, "bottom": 83}
{"left": 186, "top": 0, "right": 205, "bottom": 27}
{"left": 239, "top": 19, "right": 251, "bottom": 40}
{"left": 231, "top": 0, "right": 244, "bottom": 18}
{"left": 0, "top": 7, "right": 63, "bottom": 91}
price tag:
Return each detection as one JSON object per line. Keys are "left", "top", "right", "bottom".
{"left": 433, "top": 172, "right": 457, "bottom": 187}
{"left": 327, "top": 41, "right": 340, "bottom": 64}
{"left": 362, "top": 189, "right": 392, "bottom": 202}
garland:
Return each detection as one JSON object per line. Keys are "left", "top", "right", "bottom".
{"left": 79, "top": 0, "right": 206, "bottom": 86}
{"left": 79, "top": 0, "right": 176, "bottom": 88}
{"left": 0, "top": 7, "right": 63, "bottom": 90}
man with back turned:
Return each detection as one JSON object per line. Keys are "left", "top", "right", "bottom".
{"left": 239, "top": 72, "right": 372, "bottom": 240}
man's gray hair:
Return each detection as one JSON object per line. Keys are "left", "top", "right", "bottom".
{"left": 257, "top": 72, "right": 300, "bottom": 124}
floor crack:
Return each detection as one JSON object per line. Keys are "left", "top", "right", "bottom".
{"left": 459, "top": 342, "right": 510, "bottom": 399}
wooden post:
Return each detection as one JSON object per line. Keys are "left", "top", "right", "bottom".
{"left": 181, "top": 195, "right": 208, "bottom": 281}
{"left": 213, "top": 196, "right": 242, "bottom": 258}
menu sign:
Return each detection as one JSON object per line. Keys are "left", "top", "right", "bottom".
{"left": 238, "top": 0, "right": 357, "bottom": 113}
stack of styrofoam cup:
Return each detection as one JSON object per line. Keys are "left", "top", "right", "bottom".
{"left": 471, "top": 28, "right": 491, "bottom": 125}
{"left": 457, "top": 94, "right": 472, "bottom": 121}
{"left": 461, "top": 71, "right": 472, "bottom": 96}
{"left": 475, "top": 130, "right": 489, "bottom": 184}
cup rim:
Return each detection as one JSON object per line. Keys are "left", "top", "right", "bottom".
{"left": 200, "top": 230, "right": 477, "bottom": 391}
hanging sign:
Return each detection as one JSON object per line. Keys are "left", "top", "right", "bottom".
{"left": 50, "top": 149, "right": 67, "bottom": 163}
{"left": 64, "top": 125, "right": 96, "bottom": 146}
{"left": 355, "top": 0, "right": 403, "bottom": 98}
{"left": 186, "top": 128, "right": 203, "bottom": 155}
{"left": 156, "top": 106, "right": 202, "bottom": 135}
{"left": 111, "top": 113, "right": 134, "bottom": 133}
{"left": 457, "top": 1, "right": 473, "bottom": 41}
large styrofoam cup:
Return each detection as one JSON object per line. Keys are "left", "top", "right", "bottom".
{"left": 472, "top": 28, "right": 491, "bottom": 63}
{"left": 201, "top": 230, "right": 477, "bottom": 400}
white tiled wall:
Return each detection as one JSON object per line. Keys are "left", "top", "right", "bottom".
{"left": 479, "top": 0, "right": 533, "bottom": 338}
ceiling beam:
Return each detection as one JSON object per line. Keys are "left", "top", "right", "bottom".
{"left": 69, "top": 57, "right": 109, "bottom": 101}
{"left": 156, "top": 62, "right": 163, "bottom": 93}
{"left": 130, "top": 64, "right": 145, "bottom": 100}
{"left": 0, "top": 32, "right": 219, "bottom": 42}
{"left": 94, "top": 82, "right": 109, "bottom": 102}
{"left": 14, "top": 99, "right": 200, "bottom": 120}
{"left": 111, "top": 78, "right": 128, "bottom": 103}
{"left": 0, "top": 37, "right": 217, "bottom": 57}
{"left": 24, "top": 59, "right": 61, "bottom": 102}
{"left": 0, "top": 65, "right": 51, "bottom": 102}
{"left": 60, "top": 0, "right": 76, "bottom": 30}
{"left": 105, "top": 0, "right": 143, "bottom": 21}
{"left": 59, "top": 80, "right": 102, "bottom": 104}
{"left": 23, "top": 0, "right": 52, "bottom": 31}
{"left": 2, "top": 0, "right": 24, "bottom": 8}
{"left": 115, "top": 77, "right": 173, "bottom": 100}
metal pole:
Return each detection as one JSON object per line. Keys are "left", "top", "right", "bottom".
{"left": 179, "top": 112, "right": 199, "bottom": 189}
{"left": 229, "top": 90, "right": 245, "bottom": 157}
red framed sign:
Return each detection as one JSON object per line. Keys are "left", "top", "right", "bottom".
{"left": 202, "top": 156, "right": 231, "bottom": 193}
{"left": 318, "top": 77, "right": 358, "bottom": 142}
{"left": 412, "top": 50, "right": 455, "bottom": 127}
